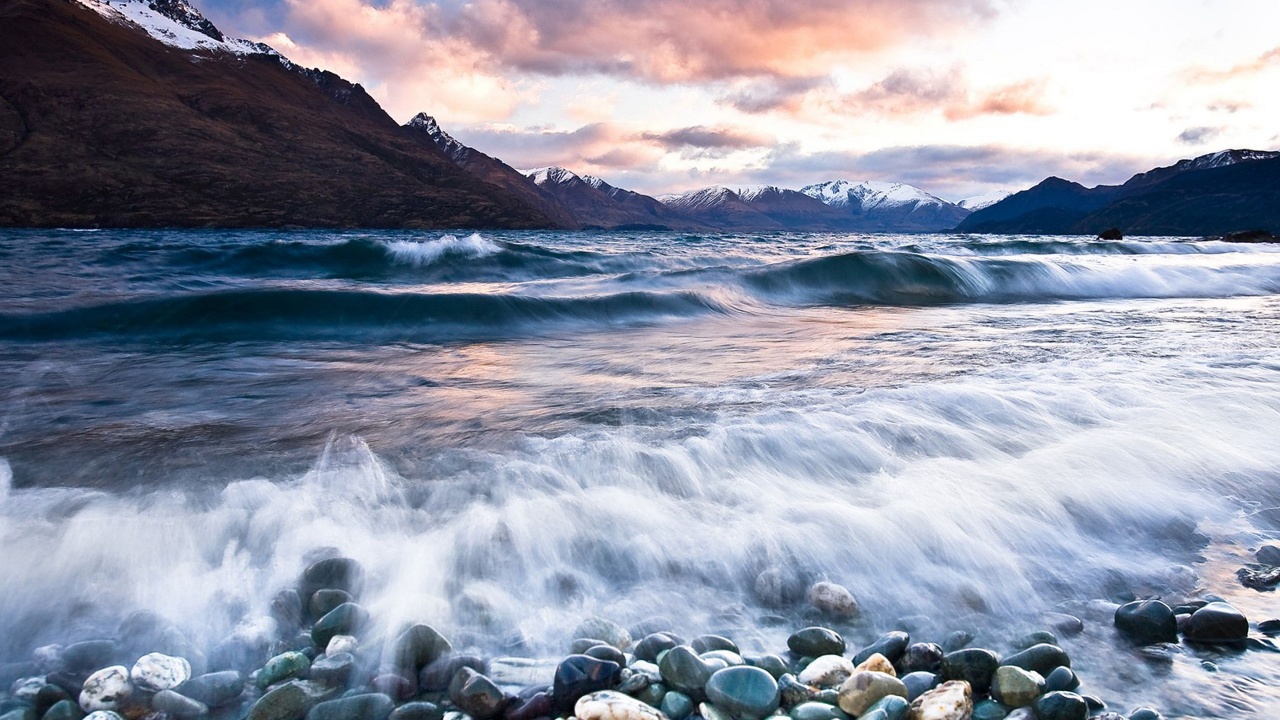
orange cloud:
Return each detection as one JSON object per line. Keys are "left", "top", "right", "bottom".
{"left": 1187, "top": 46, "right": 1280, "bottom": 82}
{"left": 945, "top": 79, "right": 1052, "bottom": 120}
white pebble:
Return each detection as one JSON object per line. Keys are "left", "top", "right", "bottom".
{"left": 131, "top": 652, "right": 192, "bottom": 692}
{"left": 797, "top": 655, "right": 855, "bottom": 687}
{"left": 575, "top": 691, "right": 668, "bottom": 720}
{"left": 85, "top": 712, "right": 127, "bottom": 720}
{"left": 326, "top": 635, "right": 358, "bottom": 656}
{"left": 80, "top": 666, "right": 131, "bottom": 712}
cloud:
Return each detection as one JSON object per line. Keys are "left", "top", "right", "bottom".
{"left": 1176, "top": 126, "right": 1223, "bottom": 145}
{"left": 639, "top": 126, "right": 769, "bottom": 151}
{"left": 1187, "top": 46, "right": 1280, "bottom": 82}
{"left": 719, "top": 77, "right": 831, "bottom": 114}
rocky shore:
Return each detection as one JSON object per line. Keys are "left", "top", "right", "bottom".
{"left": 3, "top": 555, "right": 1276, "bottom": 720}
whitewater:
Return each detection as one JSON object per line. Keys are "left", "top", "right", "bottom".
{"left": 1, "top": 229, "right": 1280, "bottom": 718}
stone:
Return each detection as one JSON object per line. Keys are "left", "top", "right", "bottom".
{"left": 177, "top": 672, "right": 245, "bottom": 708}
{"left": 635, "top": 682, "right": 666, "bottom": 708}
{"left": 1042, "top": 614, "right": 1083, "bottom": 638}
{"left": 81, "top": 714, "right": 123, "bottom": 720}
{"left": 940, "top": 633, "right": 972, "bottom": 654}
{"left": 836, "top": 672, "right": 907, "bottom": 717}
{"left": 307, "top": 654, "right": 353, "bottom": 688}
{"left": 788, "top": 629, "right": 845, "bottom": 659}
{"left": 859, "top": 695, "right": 908, "bottom": 720}
{"left": 777, "top": 674, "right": 817, "bottom": 708}
{"left": 690, "top": 636, "right": 738, "bottom": 655}
{"left": 1097, "top": 228, "right": 1123, "bottom": 241}
{"left": 419, "top": 656, "right": 486, "bottom": 693}
{"left": 394, "top": 625, "right": 453, "bottom": 672}
{"left": 899, "top": 645, "right": 943, "bottom": 675}
{"left": 62, "top": 642, "right": 118, "bottom": 673}
{"left": 372, "top": 673, "right": 416, "bottom": 702}
{"left": 447, "top": 669, "right": 508, "bottom": 720}
{"left": 272, "top": 590, "right": 305, "bottom": 631}
{"left": 150, "top": 691, "right": 208, "bottom": 719}
{"left": 299, "top": 558, "right": 364, "bottom": 609}
{"left": 617, "top": 670, "right": 650, "bottom": 695}
{"left": 308, "top": 591, "right": 353, "bottom": 623}
{"left": 796, "top": 656, "right": 854, "bottom": 688}
{"left": 1030, "top": 692, "right": 1086, "bottom": 720}
{"left": 1042, "top": 667, "right": 1077, "bottom": 694}
{"left": 940, "top": 649, "right": 999, "bottom": 694}
{"left": 305, "top": 694, "right": 393, "bottom": 720}
{"left": 899, "top": 673, "right": 937, "bottom": 702}
{"left": 854, "top": 633, "right": 910, "bottom": 666}
{"left": 990, "top": 666, "right": 1042, "bottom": 708}
{"left": 661, "top": 692, "right": 693, "bottom": 720}
{"left": 79, "top": 667, "right": 130, "bottom": 712}
{"left": 1113, "top": 601, "right": 1177, "bottom": 646}
{"left": 1127, "top": 709, "right": 1164, "bottom": 720}
{"left": 389, "top": 703, "right": 443, "bottom": 720}
{"left": 971, "top": 700, "right": 1007, "bottom": 720}
{"left": 1000, "top": 645, "right": 1069, "bottom": 677}
{"left": 41, "top": 700, "right": 85, "bottom": 720}
{"left": 754, "top": 568, "right": 807, "bottom": 608}
{"left": 311, "top": 605, "right": 369, "bottom": 649}
{"left": 131, "top": 654, "right": 191, "bottom": 693}
{"left": 574, "top": 691, "right": 666, "bottom": 720}
{"left": 1183, "top": 602, "right": 1248, "bottom": 644}
{"left": 553, "top": 655, "right": 622, "bottom": 711}
{"left": 705, "top": 666, "right": 779, "bottom": 720}
{"left": 505, "top": 692, "right": 554, "bottom": 720}
{"left": 584, "top": 645, "right": 628, "bottom": 668}
{"left": 1257, "top": 545, "right": 1280, "bottom": 566}
{"left": 806, "top": 583, "right": 859, "bottom": 621}
{"left": 259, "top": 653, "right": 311, "bottom": 689}
{"left": 906, "top": 681, "right": 971, "bottom": 720}
{"left": 573, "top": 620, "right": 633, "bottom": 652}
{"left": 847, "top": 654, "right": 891, "bottom": 679}
{"left": 789, "top": 703, "right": 848, "bottom": 720}
{"left": 658, "top": 647, "right": 713, "bottom": 699}
{"left": 1013, "top": 633, "right": 1056, "bottom": 650}
{"left": 744, "top": 656, "right": 788, "bottom": 681}
{"left": 635, "top": 635, "right": 681, "bottom": 664}
{"left": 324, "top": 637, "right": 356, "bottom": 658}
{"left": 246, "top": 682, "right": 332, "bottom": 720}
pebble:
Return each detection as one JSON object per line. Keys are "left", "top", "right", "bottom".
{"left": 971, "top": 699, "right": 1007, "bottom": 720}
{"left": 305, "top": 693, "right": 394, "bottom": 720}
{"left": 744, "top": 655, "right": 788, "bottom": 680}
{"left": 990, "top": 666, "right": 1043, "bottom": 708}
{"left": 661, "top": 691, "right": 694, "bottom": 720}
{"left": 247, "top": 681, "right": 334, "bottom": 720}
{"left": 41, "top": 700, "right": 85, "bottom": 720}
{"left": 658, "top": 646, "right": 713, "bottom": 699}
{"left": 1114, "top": 601, "right": 1177, "bottom": 646}
{"left": 854, "top": 654, "right": 896, "bottom": 678}
{"left": 258, "top": 653, "right": 311, "bottom": 689}
{"left": 796, "top": 656, "right": 854, "bottom": 687}
{"left": 552, "top": 655, "right": 621, "bottom": 711}
{"left": 310, "top": 605, "right": 369, "bottom": 649}
{"left": 574, "top": 691, "right": 665, "bottom": 720}
{"left": 1031, "top": 691, "right": 1087, "bottom": 720}
{"left": 131, "top": 653, "right": 192, "bottom": 693}
{"left": 806, "top": 583, "right": 859, "bottom": 621}
{"left": 394, "top": 625, "right": 452, "bottom": 672}
{"left": 573, "top": 619, "right": 632, "bottom": 652}
{"left": 787, "top": 628, "right": 845, "bottom": 658}
{"left": 61, "top": 642, "right": 118, "bottom": 673}
{"left": 1128, "top": 708, "right": 1164, "bottom": 720}
{"left": 298, "top": 558, "right": 364, "bottom": 608}
{"left": 859, "top": 695, "right": 908, "bottom": 720}
{"left": 1043, "top": 667, "right": 1079, "bottom": 693}
{"left": 899, "top": 644, "right": 943, "bottom": 675}
{"left": 1000, "top": 644, "right": 1069, "bottom": 677}
{"left": 324, "top": 637, "right": 357, "bottom": 657}
{"left": 704, "top": 666, "right": 780, "bottom": 720}
{"left": 1182, "top": 602, "right": 1248, "bottom": 644}
{"left": 82, "top": 713, "right": 124, "bottom": 720}
{"left": 789, "top": 702, "right": 849, "bottom": 720}
{"left": 419, "top": 656, "right": 487, "bottom": 693}
{"left": 939, "top": 649, "right": 999, "bottom": 694}
{"left": 178, "top": 671, "right": 246, "bottom": 708}
{"left": 854, "top": 633, "right": 910, "bottom": 666}
{"left": 447, "top": 669, "right": 508, "bottom": 720}
{"left": 389, "top": 703, "right": 443, "bottom": 720}
{"left": 79, "top": 667, "right": 131, "bottom": 712}
{"left": 691, "top": 636, "right": 739, "bottom": 655}
{"left": 150, "top": 690, "right": 209, "bottom": 719}
{"left": 308, "top": 653, "right": 353, "bottom": 688}
{"left": 634, "top": 634, "right": 681, "bottom": 663}
{"left": 906, "top": 680, "right": 971, "bottom": 720}
{"left": 899, "top": 672, "right": 938, "bottom": 702}
{"left": 836, "top": 671, "right": 907, "bottom": 716}
{"left": 308, "top": 591, "right": 354, "bottom": 622}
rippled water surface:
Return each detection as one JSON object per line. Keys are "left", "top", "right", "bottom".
{"left": 2, "top": 229, "right": 1280, "bottom": 718}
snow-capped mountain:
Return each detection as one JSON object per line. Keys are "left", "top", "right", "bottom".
{"left": 801, "top": 180, "right": 971, "bottom": 232}
{"left": 660, "top": 185, "right": 858, "bottom": 230}
{"left": 76, "top": 0, "right": 276, "bottom": 55}
{"left": 958, "top": 190, "right": 1013, "bottom": 211}
{"left": 1122, "top": 149, "right": 1280, "bottom": 191}
{"left": 522, "top": 167, "right": 702, "bottom": 229}
{"left": 407, "top": 113, "right": 466, "bottom": 160}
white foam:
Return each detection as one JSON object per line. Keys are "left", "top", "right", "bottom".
{"left": 382, "top": 233, "right": 501, "bottom": 266}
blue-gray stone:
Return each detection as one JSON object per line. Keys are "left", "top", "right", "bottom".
{"left": 899, "top": 672, "right": 938, "bottom": 702}
{"left": 1043, "top": 667, "right": 1078, "bottom": 693}
{"left": 1001, "top": 644, "right": 1069, "bottom": 676}
{"left": 704, "top": 666, "right": 779, "bottom": 720}
{"left": 305, "top": 694, "right": 393, "bottom": 720}
{"left": 661, "top": 692, "right": 694, "bottom": 720}
{"left": 853, "top": 633, "right": 909, "bottom": 666}
{"left": 940, "top": 648, "right": 1000, "bottom": 694}
{"left": 858, "top": 695, "right": 908, "bottom": 720}
{"left": 1032, "top": 691, "right": 1087, "bottom": 720}
{"left": 971, "top": 699, "right": 1008, "bottom": 720}
{"left": 787, "top": 629, "right": 844, "bottom": 658}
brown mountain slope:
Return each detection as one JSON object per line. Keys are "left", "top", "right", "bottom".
{"left": 0, "top": 0, "right": 559, "bottom": 229}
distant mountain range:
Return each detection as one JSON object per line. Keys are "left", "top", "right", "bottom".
{"left": 2, "top": 0, "right": 1276, "bottom": 235}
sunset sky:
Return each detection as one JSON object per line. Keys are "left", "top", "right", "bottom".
{"left": 200, "top": 0, "right": 1280, "bottom": 200}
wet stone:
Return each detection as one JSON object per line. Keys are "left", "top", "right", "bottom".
{"left": 634, "top": 634, "right": 681, "bottom": 664}
{"left": 310, "top": 605, "right": 369, "bottom": 649}
{"left": 258, "top": 653, "right": 311, "bottom": 690}
{"left": 246, "top": 682, "right": 333, "bottom": 720}
{"left": 744, "top": 656, "right": 788, "bottom": 681}
{"left": 304, "top": 693, "right": 394, "bottom": 720}
{"left": 573, "top": 619, "right": 632, "bottom": 652}
{"left": 395, "top": 625, "right": 453, "bottom": 672}
{"left": 940, "top": 632, "right": 973, "bottom": 654}
{"left": 777, "top": 674, "right": 817, "bottom": 708}
{"left": 150, "top": 690, "right": 208, "bottom": 720}
{"left": 584, "top": 645, "right": 627, "bottom": 668}
{"left": 691, "top": 636, "right": 739, "bottom": 655}
{"left": 1000, "top": 645, "right": 1069, "bottom": 677}
{"left": 41, "top": 700, "right": 84, "bottom": 720}
{"left": 1114, "top": 601, "right": 1177, "bottom": 646}
{"left": 1013, "top": 633, "right": 1056, "bottom": 650}
{"left": 788, "top": 629, "right": 845, "bottom": 659}
{"left": 661, "top": 691, "right": 694, "bottom": 720}
{"left": 836, "top": 672, "right": 907, "bottom": 717}
{"left": 504, "top": 691, "right": 553, "bottom": 720}
{"left": 990, "top": 667, "right": 1042, "bottom": 709}
{"left": 789, "top": 702, "right": 848, "bottom": 720}
{"left": 906, "top": 680, "right": 971, "bottom": 720}
{"left": 859, "top": 695, "right": 908, "bottom": 720}
{"left": 574, "top": 691, "right": 666, "bottom": 720}
{"left": 389, "top": 702, "right": 443, "bottom": 720}
{"left": 899, "top": 644, "right": 943, "bottom": 675}
{"left": 308, "top": 591, "right": 353, "bottom": 624}
{"left": 704, "top": 666, "right": 779, "bottom": 720}
{"left": 971, "top": 700, "right": 1008, "bottom": 720}
{"left": 419, "top": 656, "right": 486, "bottom": 693}
{"left": 1128, "top": 708, "right": 1164, "bottom": 720}
{"left": 132, "top": 654, "right": 191, "bottom": 693}
{"left": 178, "top": 672, "right": 245, "bottom": 708}
{"left": 899, "top": 672, "right": 937, "bottom": 702}
{"left": 1042, "top": 667, "right": 1078, "bottom": 694}
{"left": 61, "top": 643, "right": 118, "bottom": 674}
{"left": 552, "top": 655, "right": 621, "bottom": 711}
{"left": 372, "top": 673, "right": 416, "bottom": 702}
{"left": 299, "top": 558, "right": 364, "bottom": 609}
{"left": 797, "top": 656, "right": 854, "bottom": 688}
{"left": 854, "top": 633, "right": 910, "bottom": 666}
{"left": 940, "top": 649, "right": 1000, "bottom": 694}
{"left": 79, "top": 667, "right": 130, "bottom": 713}
{"left": 658, "top": 647, "right": 713, "bottom": 700}
{"left": 806, "top": 583, "right": 859, "bottom": 621}
{"left": 307, "top": 654, "right": 353, "bottom": 688}
{"left": 1183, "top": 602, "right": 1248, "bottom": 644}
{"left": 447, "top": 669, "right": 509, "bottom": 720}
{"left": 1031, "top": 692, "right": 1087, "bottom": 720}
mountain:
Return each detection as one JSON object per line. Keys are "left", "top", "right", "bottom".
{"left": 659, "top": 185, "right": 868, "bottom": 231}
{"left": 658, "top": 187, "right": 783, "bottom": 230}
{"left": 524, "top": 167, "right": 703, "bottom": 230}
{"left": 0, "top": 0, "right": 559, "bottom": 228}
{"left": 958, "top": 149, "right": 1280, "bottom": 235}
{"left": 405, "top": 114, "right": 580, "bottom": 229}
{"left": 801, "top": 180, "right": 970, "bottom": 231}
{"left": 958, "top": 190, "right": 1013, "bottom": 211}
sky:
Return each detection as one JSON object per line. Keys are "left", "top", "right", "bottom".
{"left": 199, "top": 0, "right": 1280, "bottom": 201}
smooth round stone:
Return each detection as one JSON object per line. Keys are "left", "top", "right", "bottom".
{"left": 447, "top": 669, "right": 507, "bottom": 720}
{"left": 691, "top": 636, "right": 739, "bottom": 655}
{"left": 972, "top": 699, "right": 1008, "bottom": 720}
{"left": 36, "top": 684, "right": 71, "bottom": 714}
{"left": 388, "top": 703, "right": 442, "bottom": 720}
{"left": 1043, "top": 667, "right": 1078, "bottom": 693}
{"left": 574, "top": 619, "right": 633, "bottom": 652}
{"left": 661, "top": 691, "right": 694, "bottom": 720}
{"left": 1114, "top": 601, "right": 1177, "bottom": 646}
{"left": 859, "top": 695, "right": 908, "bottom": 720}
{"left": 585, "top": 645, "right": 628, "bottom": 668}
{"left": 658, "top": 647, "right": 713, "bottom": 699}
{"left": 507, "top": 693, "right": 555, "bottom": 720}
{"left": 150, "top": 690, "right": 208, "bottom": 719}
{"left": 553, "top": 655, "right": 622, "bottom": 711}
{"left": 574, "top": 691, "right": 665, "bottom": 720}
{"left": 635, "top": 634, "right": 681, "bottom": 664}
{"left": 940, "top": 632, "right": 973, "bottom": 653}
{"left": 272, "top": 590, "right": 305, "bottom": 630}
{"left": 899, "top": 672, "right": 937, "bottom": 702}
{"left": 900, "top": 644, "right": 943, "bottom": 674}
{"left": 259, "top": 653, "right": 311, "bottom": 689}
{"left": 835, "top": 672, "right": 907, "bottom": 717}
{"left": 1183, "top": 602, "right": 1248, "bottom": 643}
{"left": 1042, "top": 614, "right": 1084, "bottom": 638}
{"left": 778, "top": 674, "right": 818, "bottom": 707}
{"left": 629, "top": 661, "right": 663, "bottom": 684}
{"left": 1001, "top": 645, "right": 1069, "bottom": 677}
{"left": 394, "top": 626, "right": 452, "bottom": 671}
{"left": 853, "top": 633, "right": 910, "bottom": 666}
{"left": 308, "top": 653, "right": 353, "bottom": 688}
{"left": 1031, "top": 692, "right": 1087, "bottom": 720}
{"left": 419, "top": 656, "right": 486, "bottom": 693}
{"left": 2, "top": 708, "right": 36, "bottom": 720}
{"left": 1128, "top": 708, "right": 1164, "bottom": 720}
{"left": 308, "top": 591, "right": 353, "bottom": 622}
{"left": 324, "top": 637, "right": 357, "bottom": 658}
{"left": 61, "top": 642, "right": 118, "bottom": 673}
{"left": 789, "top": 702, "right": 848, "bottom": 720}
{"left": 305, "top": 693, "right": 393, "bottom": 720}
{"left": 41, "top": 700, "right": 84, "bottom": 720}
{"left": 299, "top": 558, "right": 364, "bottom": 606}
{"left": 246, "top": 682, "right": 329, "bottom": 720}
{"left": 797, "top": 656, "right": 854, "bottom": 687}
{"left": 906, "top": 681, "right": 971, "bottom": 720}
{"left": 1014, "top": 632, "right": 1056, "bottom": 650}
{"left": 178, "top": 671, "right": 245, "bottom": 708}
{"left": 701, "top": 651, "right": 745, "bottom": 668}
{"left": 372, "top": 673, "right": 416, "bottom": 702}
{"left": 79, "top": 667, "right": 130, "bottom": 712}
{"left": 745, "top": 656, "right": 788, "bottom": 681}
{"left": 814, "top": 689, "right": 840, "bottom": 705}
{"left": 940, "top": 649, "right": 999, "bottom": 694}
{"left": 806, "top": 583, "right": 859, "bottom": 621}
{"left": 990, "top": 666, "right": 1043, "bottom": 708}
{"left": 131, "top": 653, "right": 191, "bottom": 693}
{"left": 705, "top": 666, "right": 779, "bottom": 720}
{"left": 854, "top": 653, "right": 895, "bottom": 677}
{"left": 311, "top": 605, "right": 369, "bottom": 648}
{"left": 788, "top": 629, "right": 845, "bottom": 659}
{"left": 635, "top": 681, "right": 666, "bottom": 707}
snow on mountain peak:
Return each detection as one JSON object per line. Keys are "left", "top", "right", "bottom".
{"left": 406, "top": 114, "right": 466, "bottom": 158}
{"left": 801, "top": 179, "right": 948, "bottom": 210}
{"left": 76, "top": 0, "right": 277, "bottom": 56}
{"left": 958, "top": 189, "right": 1013, "bottom": 211}
{"left": 525, "top": 166, "right": 583, "bottom": 187}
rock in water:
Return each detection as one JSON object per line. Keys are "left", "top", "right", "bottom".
{"left": 1114, "top": 601, "right": 1177, "bottom": 645}
{"left": 41, "top": 700, "right": 85, "bottom": 720}
{"left": 447, "top": 669, "right": 508, "bottom": 720}
{"left": 971, "top": 700, "right": 1007, "bottom": 720}
{"left": 990, "top": 666, "right": 1043, "bottom": 708}
{"left": 634, "top": 634, "right": 681, "bottom": 663}
{"left": 658, "top": 647, "right": 713, "bottom": 699}
{"left": 1000, "top": 644, "right": 1069, "bottom": 677}
{"left": 325, "top": 636, "right": 357, "bottom": 657}
{"left": 1043, "top": 667, "right": 1078, "bottom": 693}
{"left": 389, "top": 703, "right": 444, "bottom": 720}
{"left": 311, "top": 604, "right": 370, "bottom": 648}
{"left": 906, "top": 681, "right": 971, "bottom": 720}
{"left": 900, "top": 672, "right": 938, "bottom": 702}
{"left": 419, "top": 656, "right": 486, "bottom": 693}
{"left": 854, "top": 654, "right": 896, "bottom": 677}
{"left": 704, "top": 666, "right": 779, "bottom": 720}
{"left": 797, "top": 656, "right": 854, "bottom": 687}
{"left": 940, "top": 649, "right": 999, "bottom": 694}
{"left": 553, "top": 655, "right": 622, "bottom": 711}
{"left": 150, "top": 690, "right": 209, "bottom": 719}
{"left": 259, "top": 653, "right": 311, "bottom": 689}
{"left": 859, "top": 695, "right": 908, "bottom": 720}
{"left": 299, "top": 558, "right": 364, "bottom": 608}
{"left": 900, "top": 644, "right": 943, "bottom": 675}
{"left": 308, "top": 653, "right": 354, "bottom": 688}
{"left": 305, "top": 693, "right": 394, "bottom": 720}
{"left": 1030, "top": 691, "right": 1087, "bottom": 720}
{"left": 836, "top": 672, "right": 907, "bottom": 717}
{"left": 574, "top": 691, "right": 667, "bottom": 720}
{"left": 690, "top": 636, "right": 739, "bottom": 655}
{"left": 661, "top": 692, "right": 694, "bottom": 720}
{"left": 788, "top": 628, "right": 845, "bottom": 658}
{"left": 806, "top": 583, "right": 859, "bottom": 620}
{"left": 179, "top": 671, "right": 245, "bottom": 708}
{"left": 1183, "top": 602, "right": 1248, "bottom": 643}
{"left": 394, "top": 625, "right": 453, "bottom": 671}
{"left": 853, "top": 633, "right": 910, "bottom": 666}
{"left": 79, "top": 667, "right": 130, "bottom": 712}
{"left": 573, "top": 619, "right": 633, "bottom": 652}
{"left": 82, "top": 713, "right": 125, "bottom": 720}
{"left": 130, "top": 653, "right": 192, "bottom": 692}
{"left": 247, "top": 681, "right": 331, "bottom": 720}
{"left": 787, "top": 702, "right": 847, "bottom": 720}
{"left": 308, "top": 590, "right": 353, "bottom": 621}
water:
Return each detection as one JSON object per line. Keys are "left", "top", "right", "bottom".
{"left": 2, "top": 229, "right": 1280, "bottom": 717}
